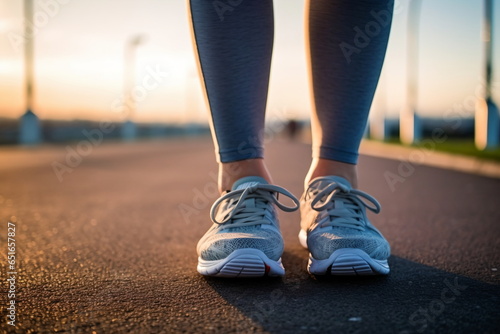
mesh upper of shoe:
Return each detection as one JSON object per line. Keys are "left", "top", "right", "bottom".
{"left": 199, "top": 225, "right": 284, "bottom": 261}
{"left": 197, "top": 176, "right": 298, "bottom": 262}
{"left": 307, "top": 226, "right": 390, "bottom": 260}
{"left": 302, "top": 176, "right": 390, "bottom": 261}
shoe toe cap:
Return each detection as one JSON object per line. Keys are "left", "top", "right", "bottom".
{"left": 199, "top": 232, "right": 284, "bottom": 261}
{"left": 308, "top": 232, "right": 390, "bottom": 261}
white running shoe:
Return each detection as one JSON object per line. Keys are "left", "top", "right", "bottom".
{"left": 299, "top": 176, "right": 390, "bottom": 276}
{"left": 197, "top": 176, "right": 299, "bottom": 278}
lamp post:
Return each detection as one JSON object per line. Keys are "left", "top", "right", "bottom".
{"left": 370, "top": 70, "right": 389, "bottom": 141}
{"left": 475, "top": 0, "right": 498, "bottom": 150}
{"left": 121, "top": 34, "right": 146, "bottom": 141}
{"left": 400, "top": 0, "right": 423, "bottom": 145}
{"left": 19, "top": 0, "right": 41, "bottom": 145}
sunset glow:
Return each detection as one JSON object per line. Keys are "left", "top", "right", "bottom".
{"left": 0, "top": 0, "right": 499, "bottom": 123}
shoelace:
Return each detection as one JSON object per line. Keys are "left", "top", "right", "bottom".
{"left": 307, "top": 178, "right": 381, "bottom": 231}
{"left": 210, "top": 184, "right": 299, "bottom": 229}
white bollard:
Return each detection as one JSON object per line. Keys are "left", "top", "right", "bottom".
{"left": 400, "top": 107, "right": 422, "bottom": 145}
{"left": 475, "top": 98, "right": 499, "bottom": 150}
{"left": 19, "top": 110, "right": 41, "bottom": 145}
{"left": 121, "top": 120, "right": 137, "bottom": 141}
{"left": 369, "top": 115, "right": 389, "bottom": 141}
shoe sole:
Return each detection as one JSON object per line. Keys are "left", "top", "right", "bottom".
{"left": 197, "top": 249, "right": 285, "bottom": 278}
{"left": 299, "top": 230, "right": 390, "bottom": 276}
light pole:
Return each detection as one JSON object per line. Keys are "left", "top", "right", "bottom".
{"left": 19, "top": 0, "right": 41, "bottom": 145}
{"left": 400, "top": 0, "right": 423, "bottom": 145}
{"left": 475, "top": 0, "right": 498, "bottom": 150}
{"left": 121, "top": 34, "right": 146, "bottom": 141}
{"left": 369, "top": 70, "right": 389, "bottom": 141}
{"left": 25, "top": 0, "right": 34, "bottom": 112}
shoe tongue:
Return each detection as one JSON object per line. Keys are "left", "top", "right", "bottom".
{"left": 232, "top": 176, "right": 268, "bottom": 191}
{"left": 310, "top": 175, "right": 352, "bottom": 191}
{"left": 311, "top": 176, "right": 356, "bottom": 215}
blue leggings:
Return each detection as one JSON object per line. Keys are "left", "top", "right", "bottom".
{"left": 189, "top": 0, "right": 393, "bottom": 164}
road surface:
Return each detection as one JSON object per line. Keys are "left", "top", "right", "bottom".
{"left": 0, "top": 138, "right": 499, "bottom": 333}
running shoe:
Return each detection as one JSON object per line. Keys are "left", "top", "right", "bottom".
{"left": 299, "top": 176, "right": 390, "bottom": 275}
{"left": 197, "top": 176, "right": 299, "bottom": 277}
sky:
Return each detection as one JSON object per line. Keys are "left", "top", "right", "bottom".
{"left": 0, "top": 0, "right": 499, "bottom": 124}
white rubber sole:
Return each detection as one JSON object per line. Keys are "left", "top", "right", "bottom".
{"left": 299, "top": 229, "right": 390, "bottom": 276}
{"left": 197, "top": 249, "right": 285, "bottom": 278}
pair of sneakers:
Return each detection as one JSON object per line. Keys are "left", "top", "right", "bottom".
{"left": 196, "top": 175, "right": 390, "bottom": 277}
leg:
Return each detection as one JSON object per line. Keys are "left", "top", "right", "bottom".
{"left": 188, "top": 0, "right": 274, "bottom": 193}
{"left": 305, "top": 0, "right": 393, "bottom": 188}
{"left": 300, "top": 0, "right": 394, "bottom": 276}
{"left": 189, "top": 0, "right": 300, "bottom": 278}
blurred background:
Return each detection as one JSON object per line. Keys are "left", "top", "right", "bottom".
{"left": 0, "top": 0, "right": 499, "bottom": 157}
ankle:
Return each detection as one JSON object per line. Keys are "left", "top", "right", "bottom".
{"left": 218, "top": 158, "right": 272, "bottom": 193}
{"left": 305, "top": 158, "right": 358, "bottom": 188}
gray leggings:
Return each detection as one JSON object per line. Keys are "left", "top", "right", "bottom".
{"left": 189, "top": 0, "right": 393, "bottom": 164}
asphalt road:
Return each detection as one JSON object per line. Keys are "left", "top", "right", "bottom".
{"left": 0, "top": 137, "right": 499, "bottom": 333}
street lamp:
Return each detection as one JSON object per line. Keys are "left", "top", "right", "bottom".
{"left": 369, "top": 70, "right": 389, "bottom": 141}
{"left": 19, "top": 0, "right": 41, "bottom": 145}
{"left": 121, "top": 34, "right": 146, "bottom": 141}
{"left": 400, "top": 0, "right": 423, "bottom": 145}
{"left": 475, "top": 0, "right": 498, "bottom": 150}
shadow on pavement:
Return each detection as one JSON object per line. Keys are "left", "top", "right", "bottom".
{"left": 203, "top": 253, "right": 500, "bottom": 333}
